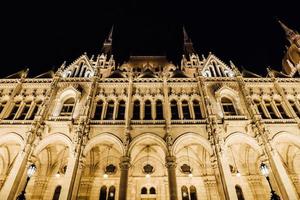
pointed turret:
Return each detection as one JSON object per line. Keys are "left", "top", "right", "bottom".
{"left": 183, "top": 26, "right": 195, "bottom": 55}
{"left": 101, "top": 26, "right": 114, "bottom": 55}
{"left": 278, "top": 20, "right": 300, "bottom": 46}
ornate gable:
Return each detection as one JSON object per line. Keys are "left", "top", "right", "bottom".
{"left": 201, "top": 54, "right": 235, "bottom": 78}
{"left": 60, "top": 54, "right": 95, "bottom": 78}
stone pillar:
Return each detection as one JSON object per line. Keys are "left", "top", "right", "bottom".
{"left": 118, "top": 156, "right": 130, "bottom": 200}
{"left": 70, "top": 158, "right": 85, "bottom": 199}
{"left": 0, "top": 147, "right": 30, "bottom": 200}
{"left": 165, "top": 156, "right": 178, "bottom": 200}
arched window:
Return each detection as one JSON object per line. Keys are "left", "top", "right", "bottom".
{"left": 149, "top": 187, "right": 156, "bottom": 194}
{"left": 182, "top": 100, "right": 191, "bottom": 119}
{"left": 190, "top": 185, "right": 197, "bottom": 200}
{"left": 6, "top": 101, "right": 21, "bottom": 120}
{"left": 274, "top": 99, "right": 289, "bottom": 119}
{"left": 155, "top": 100, "right": 164, "bottom": 120}
{"left": 99, "top": 186, "right": 107, "bottom": 200}
{"left": 289, "top": 99, "right": 300, "bottom": 117}
{"left": 105, "top": 101, "right": 114, "bottom": 120}
{"left": 107, "top": 186, "right": 116, "bottom": 200}
{"left": 144, "top": 100, "right": 152, "bottom": 120}
{"left": 52, "top": 186, "right": 62, "bottom": 200}
{"left": 132, "top": 100, "right": 140, "bottom": 120}
{"left": 60, "top": 98, "right": 75, "bottom": 116}
{"left": 235, "top": 185, "right": 245, "bottom": 200}
{"left": 192, "top": 100, "right": 202, "bottom": 119}
{"left": 264, "top": 99, "right": 278, "bottom": 119}
{"left": 181, "top": 186, "right": 189, "bottom": 200}
{"left": 254, "top": 99, "right": 267, "bottom": 119}
{"left": 93, "top": 100, "right": 104, "bottom": 120}
{"left": 171, "top": 100, "right": 179, "bottom": 120}
{"left": 18, "top": 101, "right": 31, "bottom": 120}
{"left": 0, "top": 101, "right": 7, "bottom": 115}
{"left": 28, "top": 100, "right": 42, "bottom": 120}
{"left": 117, "top": 100, "right": 126, "bottom": 120}
{"left": 221, "top": 97, "right": 237, "bottom": 116}
{"left": 141, "top": 187, "right": 147, "bottom": 194}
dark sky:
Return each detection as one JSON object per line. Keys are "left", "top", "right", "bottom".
{"left": 0, "top": 1, "right": 299, "bottom": 77}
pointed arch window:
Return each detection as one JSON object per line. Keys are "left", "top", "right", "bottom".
{"left": 93, "top": 100, "right": 104, "bottom": 120}
{"left": 221, "top": 97, "right": 237, "bottom": 116}
{"left": 6, "top": 101, "right": 21, "bottom": 120}
{"left": 155, "top": 100, "right": 164, "bottom": 120}
{"left": 52, "top": 186, "right": 62, "bottom": 200}
{"left": 141, "top": 187, "right": 147, "bottom": 194}
{"left": 18, "top": 101, "right": 31, "bottom": 120}
{"left": 274, "top": 99, "right": 289, "bottom": 119}
{"left": 132, "top": 100, "right": 140, "bottom": 120}
{"left": 60, "top": 98, "right": 75, "bottom": 116}
{"left": 235, "top": 185, "right": 245, "bottom": 200}
{"left": 192, "top": 100, "right": 202, "bottom": 119}
{"left": 171, "top": 100, "right": 179, "bottom": 120}
{"left": 149, "top": 187, "right": 156, "bottom": 194}
{"left": 181, "top": 186, "right": 189, "bottom": 200}
{"left": 117, "top": 100, "right": 126, "bottom": 120}
{"left": 144, "top": 100, "right": 152, "bottom": 120}
{"left": 190, "top": 185, "right": 197, "bottom": 200}
{"left": 28, "top": 100, "right": 42, "bottom": 120}
{"left": 254, "top": 99, "right": 267, "bottom": 119}
{"left": 289, "top": 99, "right": 300, "bottom": 117}
{"left": 182, "top": 100, "right": 191, "bottom": 119}
{"left": 105, "top": 101, "right": 115, "bottom": 120}
{"left": 99, "top": 186, "right": 107, "bottom": 200}
{"left": 107, "top": 186, "right": 116, "bottom": 200}
{"left": 264, "top": 99, "right": 278, "bottom": 119}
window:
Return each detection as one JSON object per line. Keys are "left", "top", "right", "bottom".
{"left": 52, "top": 186, "right": 62, "bottom": 200}
{"left": 289, "top": 100, "right": 300, "bottom": 117}
{"left": 117, "top": 100, "right": 126, "bottom": 120}
{"left": 0, "top": 101, "right": 7, "bottom": 114}
{"left": 171, "top": 100, "right": 179, "bottom": 120}
{"left": 144, "top": 100, "right": 152, "bottom": 120}
{"left": 99, "top": 186, "right": 107, "bottom": 200}
{"left": 93, "top": 100, "right": 104, "bottom": 120}
{"left": 60, "top": 98, "right": 75, "bottom": 116}
{"left": 181, "top": 186, "right": 189, "bottom": 200}
{"left": 235, "top": 185, "right": 245, "bottom": 200}
{"left": 141, "top": 187, "right": 147, "bottom": 194}
{"left": 107, "top": 186, "right": 116, "bottom": 200}
{"left": 264, "top": 100, "right": 278, "bottom": 119}
{"left": 190, "top": 186, "right": 197, "bottom": 200}
{"left": 132, "top": 100, "right": 140, "bottom": 120}
{"left": 28, "top": 101, "right": 42, "bottom": 120}
{"left": 274, "top": 100, "right": 289, "bottom": 119}
{"left": 18, "top": 102, "right": 31, "bottom": 120}
{"left": 6, "top": 101, "right": 21, "bottom": 120}
{"left": 105, "top": 101, "right": 114, "bottom": 120}
{"left": 221, "top": 97, "right": 237, "bottom": 116}
{"left": 149, "top": 187, "right": 156, "bottom": 194}
{"left": 254, "top": 99, "right": 267, "bottom": 119}
{"left": 193, "top": 100, "right": 202, "bottom": 119}
{"left": 156, "top": 100, "right": 164, "bottom": 120}
{"left": 182, "top": 100, "right": 191, "bottom": 119}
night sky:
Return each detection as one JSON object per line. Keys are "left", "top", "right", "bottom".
{"left": 0, "top": 1, "right": 299, "bottom": 77}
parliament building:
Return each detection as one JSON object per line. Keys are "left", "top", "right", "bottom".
{"left": 0, "top": 21, "right": 300, "bottom": 200}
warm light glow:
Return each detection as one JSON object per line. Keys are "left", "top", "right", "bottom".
{"left": 110, "top": 192, "right": 114, "bottom": 197}
{"left": 183, "top": 192, "right": 188, "bottom": 197}
{"left": 236, "top": 171, "right": 241, "bottom": 177}
{"left": 188, "top": 173, "right": 193, "bottom": 178}
{"left": 55, "top": 172, "right": 61, "bottom": 178}
{"left": 27, "top": 164, "right": 36, "bottom": 178}
{"left": 103, "top": 173, "right": 108, "bottom": 179}
{"left": 260, "top": 163, "right": 269, "bottom": 177}
{"left": 146, "top": 174, "right": 151, "bottom": 179}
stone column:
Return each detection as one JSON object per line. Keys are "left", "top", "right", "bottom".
{"left": 118, "top": 156, "right": 130, "bottom": 200}
{"left": 165, "top": 156, "right": 178, "bottom": 200}
{"left": 70, "top": 158, "right": 85, "bottom": 199}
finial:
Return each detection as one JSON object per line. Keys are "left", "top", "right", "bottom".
{"left": 183, "top": 25, "right": 196, "bottom": 55}
{"left": 101, "top": 25, "right": 114, "bottom": 55}
{"left": 278, "top": 19, "right": 297, "bottom": 43}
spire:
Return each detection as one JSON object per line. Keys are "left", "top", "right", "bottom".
{"left": 278, "top": 20, "right": 298, "bottom": 44}
{"left": 101, "top": 25, "right": 114, "bottom": 55}
{"left": 183, "top": 26, "right": 195, "bottom": 55}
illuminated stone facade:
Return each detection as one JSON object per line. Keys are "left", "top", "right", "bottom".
{"left": 0, "top": 23, "right": 300, "bottom": 200}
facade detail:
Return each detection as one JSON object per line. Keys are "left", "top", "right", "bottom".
{"left": 0, "top": 22, "right": 300, "bottom": 200}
